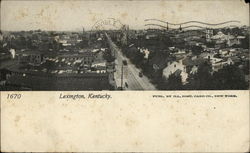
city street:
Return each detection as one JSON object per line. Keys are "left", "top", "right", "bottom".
{"left": 106, "top": 33, "right": 156, "bottom": 90}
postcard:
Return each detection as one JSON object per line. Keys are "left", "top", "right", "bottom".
{"left": 0, "top": 0, "right": 249, "bottom": 152}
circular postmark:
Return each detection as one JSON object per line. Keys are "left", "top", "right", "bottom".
{"left": 91, "top": 18, "right": 124, "bottom": 31}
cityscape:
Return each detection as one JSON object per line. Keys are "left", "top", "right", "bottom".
{"left": 0, "top": 1, "right": 249, "bottom": 91}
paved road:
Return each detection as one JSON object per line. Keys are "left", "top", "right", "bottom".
{"left": 106, "top": 33, "right": 156, "bottom": 90}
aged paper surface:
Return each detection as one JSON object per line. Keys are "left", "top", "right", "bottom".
{"left": 0, "top": 0, "right": 249, "bottom": 152}
{"left": 1, "top": 91, "right": 249, "bottom": 152}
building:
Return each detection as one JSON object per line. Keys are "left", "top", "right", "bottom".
{"left": 18, "top": 51, "right": 43, "bottom": 66}
{"left": 120, "top": 25, "right": 129, "bottom": 46}
{"left": 226, "top": 35, "right": 245, "bottom": 47}
{"left": 227, "top": 56, "right": 241, "bottom": 65}
{"left": 211, "top": 31, "right": 233, "bottom": 43}
{"left": 163, "top": 56, "right": 208, "bottom": 84}
{"left": 58, "top": 51, "right": 95, "bottom": 65}
{"left": 163, "top": 60, "right": 188, "bottom": 83}
{"left": 211, "top": 31, "right": 244, "bottom": 47}
{"left": 206, "top": 29, "right": 213, "bottom": 41}
{"left": 3, "top": 68, "right": 114, "bottom": 90}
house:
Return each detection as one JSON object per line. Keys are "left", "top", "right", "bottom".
{"left": 211, "top": 31, "right": 245, "bottom": 47}
{"left": 236, "top": 36, "right": 245, "bottom": 44}
{"left": 226, "top": 37, "right": 238, "bottom": 47}
{"left": 139, "top": 48, "right": 150, "bottom": 59}
{"left": 163, "top": 56, "right": 209, "bottom": 84}
{"left": 227, "top": 57, "right": 241, "bottom": 65}
{"left": 208, "top": 56, "right": 228, "bottom": 71}
{"left": 182, "top": 56, "right": 207, "bottom": 73}
{"left": 228, "top": 49, "right": 238, "bottom": 57}
{"left": 219, "top": 49, "right": 230, "bottom": 57}
{"left": 162, "top": 59, "right": 188, "bottom": 84}
{"left": 211, "top": 31, "right": 237, "bottom": 47}
{"left": 145, "top": 34, "right": 158, "bottom": 39}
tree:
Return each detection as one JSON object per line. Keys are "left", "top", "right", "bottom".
{"left": 185, "top": 62, "right": 213, "bottom": 90}
{"left": 231, "top": 27, "right": 243, "bottom": 36}
{"left": 243, "top": 60, "right": 249, "bottom": 75}
{"left": 133, "top": 50, "right": 144, "bottom": 67}
{"left": 103, "top": 49, "right": 115, "bottom": 62}
{"left": 212, "top": 65, "right": 248, "bottom": 90}
{"left": 161, "top": 35, "right": 173, "bottom": 48}
{"left": 191, "top": 45, "right": 203, "bottom": 55}
{"left": 241, "top": 34, "right": 249, "bottom": 49}
{"left": 41, "top": 60, "right": 56, "bottom": 73}
{"left": 162, "top": 73, "right": 183, "bottom": 90}
{"left": 206, "top": 41, "right": 216, "bottom": 48}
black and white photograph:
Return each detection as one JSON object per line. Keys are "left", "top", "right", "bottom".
{"left": 0, "top": 0, "right": 249, "bottom": 90}
{"left": 1, "top": 1, "right": 249, "bottom": 152}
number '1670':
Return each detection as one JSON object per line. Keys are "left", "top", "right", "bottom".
{"left": 7, "top": 94, "right": 21, "bottom": 99}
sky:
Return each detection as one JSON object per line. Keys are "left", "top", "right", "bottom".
{"left": 1, "top": 0, "right": 249, "bottom": 31}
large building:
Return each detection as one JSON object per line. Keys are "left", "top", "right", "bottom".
{"left": 18, "top": 51, "right": 43, "bottom": 66}
{"left": 57, "top": 52, "right": 95, "bottom": 65}
{"left": 17, "top": 50, "right": 96, "bottom": 66}
{"left": 2, "top": 68, "right": 113, "bottom": 90}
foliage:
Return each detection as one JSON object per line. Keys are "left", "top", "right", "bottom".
{"left": 212, "top": 65, "right": 248, "bottom": 90}
{"left": 162, "top": 73, "right": 183, "bottom": 90}
{"left": 185, "top": 62, "right": 213, "bottom": 90}
{"left": 190, "top": 45, "right": 203, "bottom": 55}
{"left": 103, "top": 49, "right": 115, "bottom": 62}
{"left": 205, "top": 41, "right": 216, "bottom": 48}
{"left": 40, "top": 60, "right": 56, "bottom": 72}
{"left": 241, "top": 34, "right": 249, "bottom": 49}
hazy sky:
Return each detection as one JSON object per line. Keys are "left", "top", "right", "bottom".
{"left": 1, "top": 0, "right": 249, "bottom": 31}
